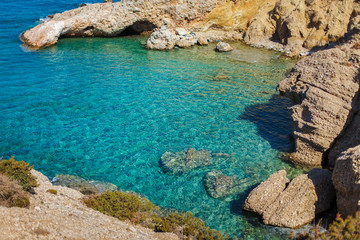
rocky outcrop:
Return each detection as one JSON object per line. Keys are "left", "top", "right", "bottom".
{"left": 244, "top": 169, "right": 335, "bottom": 228}
{"left": 215, "top": 42, "right": 233, "bottom": 52}
{"left": 333, "top": 146, "right": 360, "bottom": 217}
{"left": 0, "top": 170, "right": 178, "bottom": 240}
{"left": 159, "top": 148, "right": 212, "bottom": 175}
{"left": 21, "top": 0, "right": 220, "bottom": 49}
{"left": 277, "top": 35, "right": 360, "bottom": 166}
{"left": 203, "top": 170, "right": 254, "bottom": 199}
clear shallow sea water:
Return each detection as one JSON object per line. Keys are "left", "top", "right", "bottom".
{"left": 1, "top": 0, "right": 304, "bottom": 239}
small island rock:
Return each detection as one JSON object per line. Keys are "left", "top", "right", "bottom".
{"left": 215, "top": 42, "right": 233, "bottom": 52}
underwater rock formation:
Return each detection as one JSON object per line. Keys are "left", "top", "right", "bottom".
{"left": 203, "top": 170, "right": 254, "bottom": 199}
{"left": 159, "top": 148, "right": 212, "bottom": 175}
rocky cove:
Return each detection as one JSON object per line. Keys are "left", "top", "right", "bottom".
{"left": 3, "top": 0, "right": 360, "bottom": 239}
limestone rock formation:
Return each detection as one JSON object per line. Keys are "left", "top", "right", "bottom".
{"left": 244, "top": 169, "right": 335, "bottom": 228}
{"left": 159, "top": 148, "right": 212, "bottom": 175}
{"left": 333, "top": 146, "right": 360, "bottom": 217}
{"left": 277, "top": 37, "right": 360, "bottom": 166}
{"left": 203, "top": 170, "right": 254, "bottom": 199}
{"left": 215, "top": 42, "right": 233, "bottom": 52}
{"left": 243, "top": 170, "right": 289, "bottom": 215}
{"left": 21, "top": 0, "right": 220, "bottom": 49}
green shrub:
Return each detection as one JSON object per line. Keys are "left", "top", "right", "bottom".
{"left": 293, "top": 211, "right": 360, "bottom": 240}
{"left": 46, "top": 189, "right": 58, "bottom": 195}
{"left": 84, "top": 191, "right": 155, "bottom": 223}
{"left": 0, "top": 174, "right": 30, "bottom": 208}
{"left": 84, "top": 191, "right": 227, "bottom": 239}
{"left": 0, "top": 156, "right": 38, "bottom": 192}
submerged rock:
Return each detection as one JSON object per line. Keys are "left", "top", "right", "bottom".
{"left": 159, "top": 148, "right": 212, "bottom": 175}
{"left": 243, "top": 169, "right": 335, "bottom": 228}
{"left": 52, "top": 174, "right": 117, "bottom": 195}
{"left": 215, "top": 42, "right": 233, "bottom": 52}
{"left": 203, "top": 170, "right": 254, "bottom": 199}
{"left": 333, "top": 146, "right": 360, "bottom": 217}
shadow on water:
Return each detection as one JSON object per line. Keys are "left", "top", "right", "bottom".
{"left": 238, "top": 94, "right": 294, "bottom": 153}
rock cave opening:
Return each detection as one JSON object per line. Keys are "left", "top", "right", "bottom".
{"left": 118, "top": 20, "right": 157, "bottom": 36}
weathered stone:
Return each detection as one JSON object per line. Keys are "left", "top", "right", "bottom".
{"left": 277, "top": 40, "right": 360, "bottom": 166}
{"left": 104, "top": 0, "right": 113, "bottom": 3}
{"left": 243, "top": 170, "right": 289, "bottom": 215}
{"left": 262, "top": 169, "right": 334, "bottom": 228}
{"left": 159, "top": 148, "right": 212, "bottom": 175}
{"left": 203, "top": 170, "right": 254, "bottom": 199}
{"left": 244, "top": 169, "right": 335, "bottom": 228}
{"left": 333, "top": 146, "right": 360, "bottom": 217}
{"left": 146, "top": 27, "right": 176, "bottom": 50}
{"left": 215, "top": 42, "right": 233, "bottom": 52}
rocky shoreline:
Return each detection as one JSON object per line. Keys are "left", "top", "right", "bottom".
{"left": 18, "top": 0, "right": 360, "bottom": 234}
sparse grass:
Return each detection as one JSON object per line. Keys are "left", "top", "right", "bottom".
{"left": 46, "top": 189, "right": 58, "bottom": 195}
{"left": 0, "top": 156, "right": 38, "bottom": 192}
{"left": 292, "top": 211, "right": 360, "bottom": 240}
{"left": 0, "top": 174, "right": 30, "bottom": 208}
{"left": 84, "top": 191, "right": 227, "bottom": 239}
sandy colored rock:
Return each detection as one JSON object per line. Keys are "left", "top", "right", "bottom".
{"left": 243, "top": 170, "right": 289, "bottom": 215}
{"left": 333, "top": 146, "right": 360, "bottom": 217}
{"left": 262, "top": 168, "right": 334, "bottom": 228}
{"left": 277, "top": 36, "right": 360, "bottom": 166}
{"left": 0, "top": 169, "right": 178, "bottom": 240}
{"left": 215, "top": 42, "right": 233, "bottom": 52}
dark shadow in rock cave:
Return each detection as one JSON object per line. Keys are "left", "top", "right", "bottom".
{"left": 238, "top": 94, "right": 294, "bottom": 153}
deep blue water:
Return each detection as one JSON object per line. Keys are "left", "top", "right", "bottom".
{"left": 1, "top": 0, "right": 303, "bottom": 239}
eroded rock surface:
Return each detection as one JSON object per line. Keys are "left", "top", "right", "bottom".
{"left": 244, "top": 169, "right": 335, "bottom": 228}
{"left": 243, "top": 170, "right": 289, "bottom": 215}
{"left": 333, "top": 146, "right": 360, "bottom": 217}
{"left": 215, "top": 42, "right": 233, "bottom": 52}
{"left": 159, "top": 148, "right": 212, "bottom": 175}
{"left": 277, "top": 35, "right": 360, "bottom": 166}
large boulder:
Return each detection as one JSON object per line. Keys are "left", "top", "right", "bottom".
{"left": 146, "top": 24, "right": 177, "bottom": 50}
{"left": 243, "top": 170, "right": 289, "bottom": 215}
{"left": 215, "top": 42, "right": 233, "bottom": 52}
{"left": 203, "top": 170, "right": 255, "bottom": 199}
{"left": 243, "top": 169, "right": 335, "bottom": 228}
{"left": 159, "top": 148, "right": 212, "bottom": 175}
{"left": 333, "top": 146, "right": 360, "bottom": 217}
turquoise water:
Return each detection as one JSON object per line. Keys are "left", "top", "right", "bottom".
{"left": 1, "top": 0, "right": 302, "bottom": 239}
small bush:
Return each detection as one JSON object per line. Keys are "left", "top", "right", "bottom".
{"left": 84, "top": 191, "right": 155, "bottom": 223}
{"left": 293, "top": 211, "right": 360, "bottom": 240}
{"left": 0, "top": 156, "right": 38, "bottom": 192}
{"left": 0, "top": 174, "right": 30, "bottom": 208}
{"left": 46, "top": 189, "right": 58, "bottom": 195}
{"left": 84, "top": 191, "right": 227, "bottom": 240}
